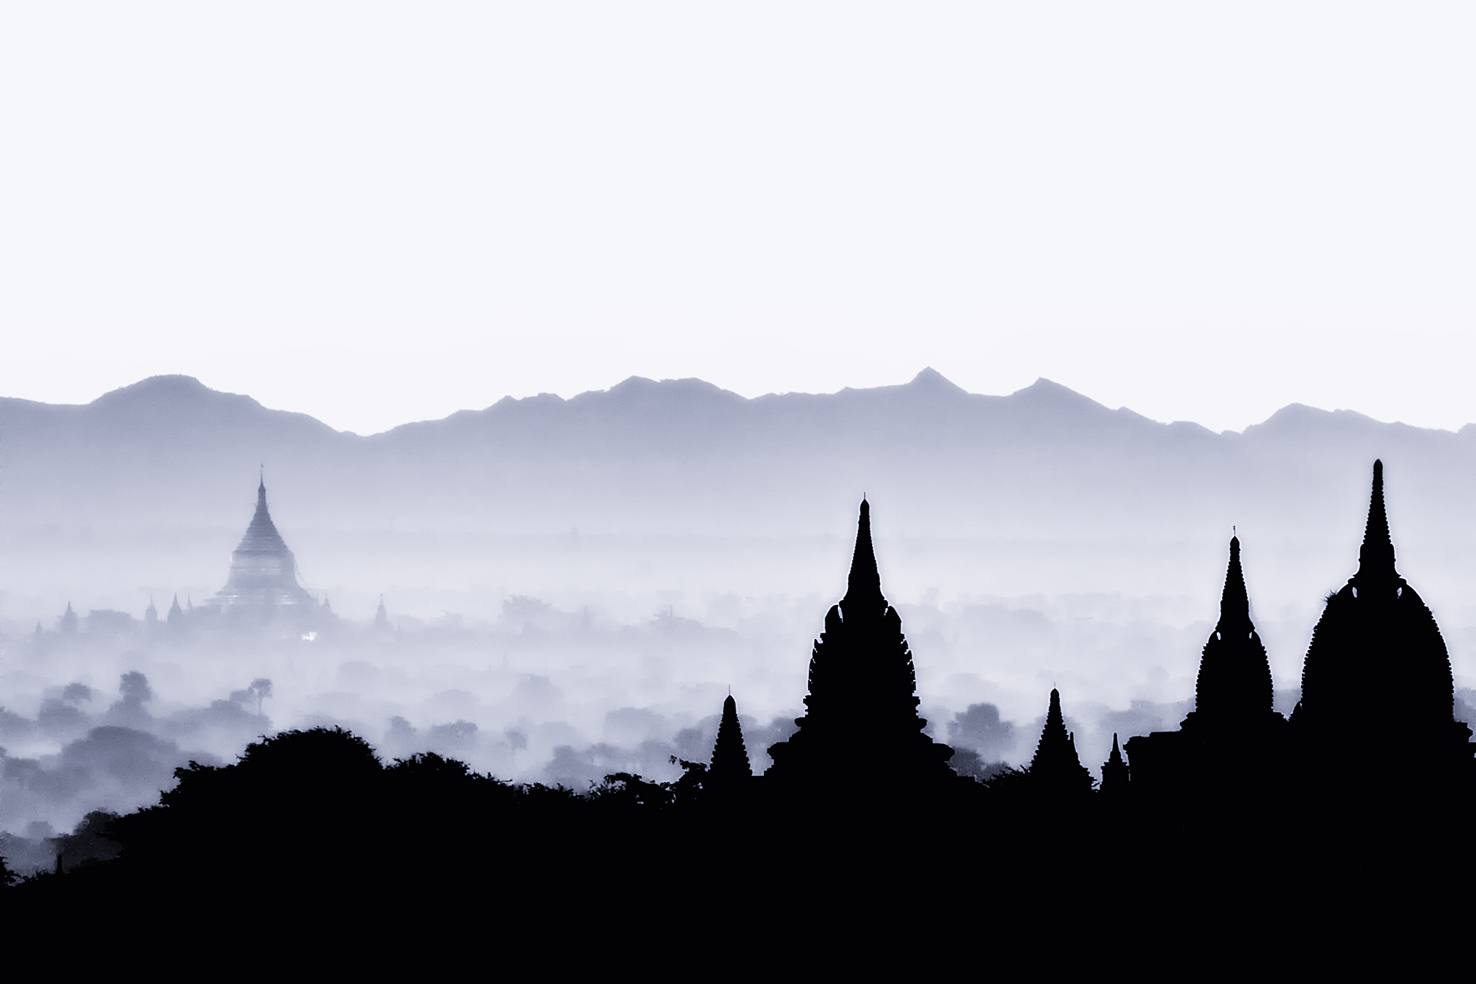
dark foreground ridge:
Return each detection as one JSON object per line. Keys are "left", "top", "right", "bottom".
{"left": 4, "top": 465, "right": 1472, "bottom": 952}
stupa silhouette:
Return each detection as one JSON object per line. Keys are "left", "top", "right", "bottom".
{"left": 1291, "top": 460, "right": 1472, "bottom": 781}
{"left": 708, "top": 694, "right": 753, "bottom": 788}
{"left": 1026, "top": 689, "right": 1093, "bottom": 796}
{"left": 766, "top": 500, "right": 955, "bottom": 790}
{"left": 1125, "top": 534, "right": 1287, "bottom": 798}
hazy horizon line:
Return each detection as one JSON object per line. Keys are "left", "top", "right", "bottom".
{"left": 6, "top": 367, "right": 1456, "bottom": 441}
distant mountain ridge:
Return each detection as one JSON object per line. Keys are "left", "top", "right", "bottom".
{"left": 6, "top": 368, "right": 1476, "bottom": 616}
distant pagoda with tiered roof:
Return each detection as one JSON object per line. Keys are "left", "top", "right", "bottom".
{"left": 206, "top": 475, "right": 320, "bottom": 624}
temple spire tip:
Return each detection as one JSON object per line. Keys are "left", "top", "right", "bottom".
{"left": 843, "top": 498, "right": 883, "bottom": 609}
{"left": 1357, "top": 459, "right": 1397, "bottom": 579}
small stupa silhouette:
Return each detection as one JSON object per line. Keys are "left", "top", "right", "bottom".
{"left": 1183, "top": 535, "right": 1278, "bottom": 731}
{"left": 708, "top": 694, "right": 752, "bottom": 785}
{"left": 1026, "top": 688, "right": 1093, "bottom": 796}
{"left": 1100, "top": 733, "right": 1130, "bottom": 795}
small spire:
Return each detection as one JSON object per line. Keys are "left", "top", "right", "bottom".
{"left": 710, "top": 693, "right": 753, "bottom": 782}
{"left": 1047, "top": 688, "right": 1063, "bottom": 726}
{"left": 1218, "top": 534, "right": 1251, "bottom": 632}
{"left": 843, "top": 498, "right": 884, "bottom": 610}
{"left": 1356, "top": 459, "right": 1398, "bottom": 580}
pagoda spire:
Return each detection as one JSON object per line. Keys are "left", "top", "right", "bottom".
{"left": 1028, "top": 688, "right": 1093, "bottom": 795}
{"left": 1192, "top": 535, "right": 1274, "bottom": 723}
{"left": 1100, "top": 732, "right": 1130, "bottom": 795}
{"left": 709, "top": 694, "right": 753, "bottom": 784}
{"left": 1218, "top": 535, "right": 1252, "bottom": 635}
{"left": 843, "top": 498, "right": 884, "bottom": 613}
{"left": 1356, "top": 459, "right": 1398, "bottom": 582}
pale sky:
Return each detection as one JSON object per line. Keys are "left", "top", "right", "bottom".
{"left": 2, "top": 3, "right": 1473, "bottom": 435}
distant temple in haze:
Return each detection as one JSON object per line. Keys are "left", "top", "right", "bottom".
{"left": 204, "top": 475, "right": 325, "bottom": 626}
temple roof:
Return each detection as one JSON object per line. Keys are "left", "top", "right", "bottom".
{"left": 1294, "top": 461, "right": 1458, "bottom": 747}
{"left": 1028, "top": 689, "right": 1094, "bottom": 794}
{"left": 843, "top": 498, "right": 884, "bottom": 613}
{"left": 1355, "top": 459, "right": 1399, "bottom": 584}
{"left": 1190, "top": 535, "right": 1274, "bottom": 724}
{"left": 709, "top": 694, "right": 753, "bottom": 783}
{"left": 211, "top": 477, "right": 316, "bottom": 614}
{"left": 234, "top": 478, "right": 293, "bottom": 557}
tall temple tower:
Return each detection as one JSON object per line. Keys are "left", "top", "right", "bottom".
{"left": 208, "top": 476, "right": 318, "bottom": 621}
{"left": 1291, "top": 461, "right": 1471, "bottom": 779}
{"left": 766, "top": 500, "right": 955, "bottom": 790}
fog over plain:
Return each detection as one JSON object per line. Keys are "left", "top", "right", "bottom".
{"left": 4, "top": 370, "right": 1476, "bottom": 857}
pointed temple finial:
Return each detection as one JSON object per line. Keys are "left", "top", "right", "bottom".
{"left": 843, "top": 498, "right": 884, "bottom": 609}
{"left": 1356, "top": 459, "right": 1397, "bottom": 580}
{"left": 1100, "top": 732, "right": 1130, "bottom": 795}
{"left": 1046, "top": 687, "right": 1063, "bottom": 727}
{"left": 1218, "top": 534, "right": 1251, "bottom": 631}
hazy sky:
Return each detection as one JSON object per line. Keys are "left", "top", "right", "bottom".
{"left": 2, "top": 3, "right": 1473, "bottom": 435}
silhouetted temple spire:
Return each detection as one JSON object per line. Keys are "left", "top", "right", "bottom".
{"left": 1027, "top": 689, "right": 1093, "bottom": 796}
{"left": 766, "top": 500, "right": 955, "bottom": 790}
{"left": 709, "top": 694, "right": 753, "bottom": 784}
{"left": 1100, "top": 733, "right": 1130, "bottom": 795}
{"left": 844, "top": 498, "right": 884, "bottom": 612}
{"left": 1125, "top": 533, "right": 1286, "bottom": 798}
{"left": 1219, "top": 536, "right": 1251, "bottom": 632}
{"left": 1357, "top": 459, "right": 1397, "bottom": 582}
{"left": 1190, "top": 535, "right": 1273, "bottom": 724}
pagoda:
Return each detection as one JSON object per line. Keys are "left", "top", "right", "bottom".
{"left": 1100, "top": 734, "right": 1130, "bottom": 796}
{"left": 1026, "top": 689, "right": 1094, "bottom": 797}
{"left": 1291, "top": 461, "right": 1472, "bottom": 784}
{"left": 1125, "top": 534, "right": 1287, "bottom": 798}
{"left": 207, "top": 476, "right": 318, "bottom": 622}
{"left": 766, "top": 500, "right": 955, "bottom": 791}
{"left": 707, "top": 694, "right": 753, "bottom": 788}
